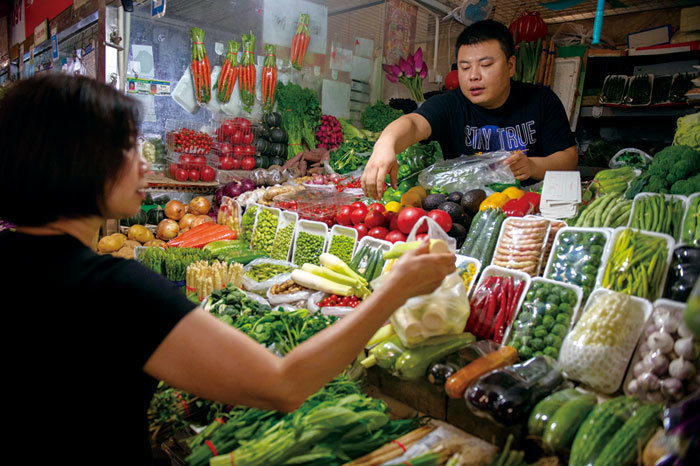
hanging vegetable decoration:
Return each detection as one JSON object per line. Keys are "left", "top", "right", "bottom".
{"left": 262, "top": 44, "right": 277, "bottom": 113}
{"left": 215, "top": 40, "right": 239, "bottom": 104}
{"left": 190, "top": 27, "right": 211, "bottom": 104}
{"left": 509, "top": 11, "right": 548, "bottom": 44}
{"left": 239, "top": 31, "right": 256, "bottom": 113}
{"left": 290, "top": 13, "right": 311, "bottom": 71}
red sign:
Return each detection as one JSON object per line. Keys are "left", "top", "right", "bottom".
{"left": 11, "top": 0, "right": 72, "bottom": 45}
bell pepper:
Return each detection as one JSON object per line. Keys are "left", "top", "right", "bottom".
{"left": 503, "top": 197, "right": 534, "bottom": 217}
{"left": 520, "top": 192, "right": 542, "bottom": 213}
{"left": 479, "top": 192, "right": 510, "bottom": 211}
{"left": 502, "top": 186, "right": 525, "bottom": 200}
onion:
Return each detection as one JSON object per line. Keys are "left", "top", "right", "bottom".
{"left": 179, "top": 213, "right": 197, "bottom": 230}
{"left": 328, "top": 173, "right": 341, "bottom": 183}
{"left": 669, "top": 357, "right": 695, "bottom": 380}
{"left": 674, "top": 337, "right": 697, "bottom": 360}
{"left": 638, "top": 372, "right": 661, "bottom": 391}
{"left": 189, "top": 196, "right": 211, "bottom": 215}
{"left": 223, "top": 182, "right": 243, "bottom": 198}
{"left": 192, "top": 215, "right": 213, "bottom": 227}
{"left": 214, "top": 187, "right": 225, "bottom": 207}
{"left": 648, "top": 331, "right": 675, "bottom": 354}
{"left": 156, "top": 219, "right": 179, "bottom": 241}
{"left": 644, "top": 351, "right": 670, "bottom": 375}
{"left": 634, "top": 360, "right": 650, "bottom": 377}
{"left": 660, "top": 377, "right": 684, "bottom": 399}
{"left": 240, "top": 178, "right": 256, "bottom": 192}
{"left": 654, "top": 311, "right": 680, "bottom": 334}
{"left": 164, "top": 200, "right": 186, "bottom": 221}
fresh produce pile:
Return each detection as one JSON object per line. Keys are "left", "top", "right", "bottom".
{"left": 275, "top": 82, "right": 321, "bottom": 158}
{"left": 166, "top": 127, "right": 213, "bottom": 155}
{"left": 329, "top": 138, "right": 375, "bottom": 174}
{"left": 460, "top": 208, "right": 506, "bottom": 265}
{"left": 630, "top": 193, "right": 686, "bottom": 240}
{"left": 665, "top": 246, "right": 700, "bottom": 302}
{"left": 627, "top": 144, "right": 700, "bottom": 197}
{"left": 682, "top": 194, "right": 700, "bottom": 246}
{"left": 140, "top": 245, "right": 213, "bottom": 291}
{"left": 591, "top": 166, "right": 637, "bottom": 196}
{"left": 240, "top": 204, "right": 258, "bottom": 245}
{"left": 269, "top": 221, "right": 295, "bottom": 261}
{"left": 601, "top": 75, "right": 627, "bottom": 104}
{"left": 292, "top": 230, "right": 326, "bottom": 266}
{"left": 203, "top": 239, "right": 266, "bottom": 265}
{"left": 244, "top": 262, "right": 292, "bottom": 283}
{"left": 360, "top": 100, "right": 403, "bottom": 133}
{"left": 574, "top": 192, "right": 632, "bottom": 228}
{"left": 261, "top": 44, "right": 277, "bottom": 113}
{"left": 212, "top": 117, "right": 256, "bottom": 171}
{"left": 673, "top": 112, "right": 700, "bottom": 151}
{"left": 315, "top": 114, "right": 344, "bottom": 150}
{"left": 238, "top": 31, "right": 257, "bottom": 112}
{"left": 291, "top": 253, "right": 370, "bottom": 298}
{"left": 546, "top": 229, "right": 607, "bottom": 301}
{"left": 513, "top": 39, "right": 542, "bottom": 84}
{"left": 610, "top": 150, "right": 651, "bottom": 169}
{"left": 467, "top": 274, "right": 526, "bottom": 344}
{"left": 327, "top": 233, "right": 355, "bottom": 264}
{"left": 167, "top": 153, "right": 218, "bottom": 182}
{"left": 624, "top": 74, "right": 652, "bottom": 105}
{"left": 350, "top": 242, "right": 386, "bottom": 283}
{"left": 190, "top": 27, "right": 211, "bottom": 104}
{"left": 317, "top": 294, "right": 361, "bottom": 308}
{"left": 215, "top": 40, "right": 239, "bottom": 104}
{"left": 249, "top": 208, "right": 279, "bottom": 254}
{"left": 186, "top": 259, "right": 243, "bottom": 301}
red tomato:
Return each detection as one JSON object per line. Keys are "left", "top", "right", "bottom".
{"left": 384, "top": 211, "right": 396, "bottom": 228}
{"left": 200, "top": 165, "right": 216, "bottom": 182}
{"left": 241, "top": 131, "right": 254, "bottom": 145}
{"left": 219, "top": 156, "right": 235, "bottom": 170}
{"left": 385, "top": 230, "right": 407, "bottom": 243}
{"left": 179, "top": 154, "right": 193, "bottom": 164}
{"left": 221, "top": 120, "right": 236, "bottom": 139}
{"left": 218, "top": 143, "right": 233, "bottom": 157}
{"left": 428, "top": 209, "right": 453, "bottom": 233}
{"left": 364, "top": 210, "right": 386, "bottom": 229}
{"left": 193, "top": 155, "right": 206, "bottom": 167}
{"left": 351, "top": 201, "right": 366, "bottom": 210}
{"left": 244, "top": 145, "right": 256, "bottom": 156}
{"left": 188, "top": 169, "right": 200, "bottom": 181}
{"left": 175, "top": 168, "right": 189, "bottom": 181}
{"left": 354, "top": 223, "right": 368, "bottom": 239}
{"left": 169, "top": 163, "right": 179, "bottom": 178}
{"left": 241, "top": 156, "right": 256, "bottom": 171}
{"left": 415, "top": 233, "right": 429, "bottom": 241}
{"left": 367, "top": 202, "right": 385, "bottom": 213}
{"left": 336, "top": 206, "right": 353, "bottom": 226}
{"left": 231, "top": 158, "right": 242, "bottom": 170}
{"left": 368, "top": 227, "right": 389, "bottom": 240}
{"left": 231, "top": 129, "right": 242, "bottom": 145}
{"left": 397, "top": 207, "right": 428, "bottom": 235}
{"left": 351, "top": 206, "right": 368, "bottom": 225}
{"left": 233, "top": 145, "right": 244, "bottom": 159}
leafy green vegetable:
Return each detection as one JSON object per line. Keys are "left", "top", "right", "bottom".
{"left": 329, "top": 138, "right": 375, "bottom": 174}
{"left": 361, "top": 101, "right": 403, "bottom": 133}
{"left": 673, "top": 112, "right": 700, "bottom": 151}
{"left": 275, "top": 82, "right": 322, "bottom": 158}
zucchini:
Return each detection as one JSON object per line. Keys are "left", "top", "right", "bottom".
{"left": 594, "top": 403, "right": 662, "bottom": 466}
{"left": 364, "top": 249, "right": 379, "bottom": 282}
{"left": 528, "top": 388, "right": 583, "bottom": 438}
{"left": 350, "top": 244, "right": 369, "bottom": 272}
{"left": 543, "top": 393, "right": 598, "bottom": 454}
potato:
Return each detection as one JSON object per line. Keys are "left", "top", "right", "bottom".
{"left": 127, "top": 224, "right": 155, "bottom": 244}
{"left": 124, "top": 239, "right": 141, "bottom": 249}
{"left": 144, "top": 239, "right": 165, "bottom": 248}
{"left": 98, "top": 234, "right": 125, "bottom": 253}
{"left": 113, "top": 245, "right": 135, "bottom": 259}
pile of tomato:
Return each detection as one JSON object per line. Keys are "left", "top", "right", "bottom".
{"left": 213, "top": 117, "right": 257, "bottom": 171}
{"left": 317, "top": 294, "right": 361, "bottom": 308}
{"left": 168, "top": 154, "right": 217, "bottom": 182}
{"left": 168, "top": 128, "right": 213, "bottom": 154}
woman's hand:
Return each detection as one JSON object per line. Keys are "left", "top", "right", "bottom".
{"left": 381, "top": 240, "right": 456, "bottom": 302}
{"left": 503, "top": 150, "right": 534, "bottom": 181}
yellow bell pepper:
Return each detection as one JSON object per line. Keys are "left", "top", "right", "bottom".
{"left": 502, "top": 186, "right": 524, "bottom": 200}
{"left": 479, "top": 192, "right": 510, "bottom": 211}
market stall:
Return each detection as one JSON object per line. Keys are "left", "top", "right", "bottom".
{"left": 3, "top": 0, "right": 700, "bottom": 465}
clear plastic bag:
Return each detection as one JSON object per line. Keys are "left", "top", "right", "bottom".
{"left": 609, "top": 148, "right": 653, "bottom": 169}
{"left": 406, "top": 215, "right": 457, "bottom": 252}
{"left": 241, "top": 258, "right": 296, "bottom": 293}
{"left": 266, "top": 282, "right": 314, "bottom": 307}
{"left": 418, "top": 150, "right": 515, "bottom": 194}
{"left": 307, "top": 291, "right": 355, "bottom": 318}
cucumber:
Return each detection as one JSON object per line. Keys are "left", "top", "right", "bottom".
{"left": 543, "top": 393, "right": 597, "bottom": 454}
{"left": 481, "top": 211, "right": 505, "bottom": 265}
{"left": 350, "top": 244, "right": 369, "bottom": 272}
{"left": 461, "top": 209, "right": 488, "bottom": 256}
{"left": 594, "top": 403, "right": 662, "bottom": 466}
{"left": 527, "top": 388, "right": 583, "bottom": 438}
{"left": 569, "top": 396, "right": 640, "bottom": 466}
{"left": 364, "top": 249, "right": 379, "bottom": 281}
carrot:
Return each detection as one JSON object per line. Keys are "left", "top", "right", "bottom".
{"left": 299, "top": 34, "right": 310, "bottom": 65}
{"left": 191, "top": 59, "right": 200, "bottom": 101}
{"left": 218, "top": 59, "right": 230, "bottom": 95}
{"left": 291, "top": 34, "right": 299, "bottom": 64}
{"left": 444, "top": 346, "right": 519, "bottom": 399}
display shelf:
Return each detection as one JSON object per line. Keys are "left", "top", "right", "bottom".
{"left": 579, "top": 104, "right": 696, "bottom": 118}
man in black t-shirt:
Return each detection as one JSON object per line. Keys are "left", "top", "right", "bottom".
{"left": 361, "top": 20, "right": 578, "bottom": 198}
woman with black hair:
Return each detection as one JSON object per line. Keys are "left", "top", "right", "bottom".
{"left": 0, "top": 74, "right": 456, "bottom": 464}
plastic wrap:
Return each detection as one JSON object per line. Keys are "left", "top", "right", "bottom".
{"left": 266, "top": 283, "right": 314, "bottom": 308}
{"left": 291, "top": 220, "right": 329, "bottom": 266}
{"left": 239, "top": 204, "right": 259, "bottom": 245}
{"left": 506, "top": 278, "right": 582, "bottom": 361}
{"left": 418, "top": 150, "right": 516, "bottom": 194}
{"left": 623, "top": 299, "right": 698, "bottom": 403}
{"left": 216, "top": 196, "right": 242, "bottom": 235}
{"left": 608, "top": 148, "right": 653, "bottom": 169}
{"left": 539, "top": 219, "right": 567, "bottom": 276}
{"left": 491, "top": 217, "right": 551, "bottom": 277}
{"left": 559, "top": 289, "right": 651, "bottom": 394}
{"left": 629, "top": 193, "right": 687, "bottom": 241}
{"left": 249, "top": 206, "right": 280, "bottom": 254}
{"left": 681, "top": 193, "right": 699, "bottom": 247}
{"left": 307, "top": 290, "right": 358, "bottom": 318}
{"left": 241, "top": 258, "right": 297, "bottom": 293}
{"left": 544, "top": 227, "right": 610, "bottom": 302}
{"left": 664, "top": 246, "right": 700, "bottom": 302}
{"left": 465, "top": 356, "right": 564, "bottom": 424}
{"left": 269, "top": 211, "right": 298, "bottom": 262}
{"left": 459, "top": 208, "right": 506, "bottom": 267}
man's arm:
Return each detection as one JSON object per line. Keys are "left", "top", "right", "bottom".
{"left": 361, "top": 113, "right": 432, "bottom": 199}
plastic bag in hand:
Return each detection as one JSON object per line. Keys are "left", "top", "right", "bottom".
{"left": 418, "top": 150, "right": 515, "bottom": 194}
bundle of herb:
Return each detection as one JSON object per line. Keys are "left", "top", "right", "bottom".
{"left": 275, "top": 82, "right": 321, "bottom": 158}
{"left": 361, "top": 101, "right": 403, "bottom": 133}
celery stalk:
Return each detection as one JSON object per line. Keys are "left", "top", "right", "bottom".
{"left": 291, "top": 269, "right": 353, "bottom": 296}
{"left": 319, "top": 253, "right": 368, "bottom": 286}
{"left": 301, "top": 263, "right": 361, "bottom": 288}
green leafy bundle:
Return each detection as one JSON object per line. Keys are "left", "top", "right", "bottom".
{"left": 361, "top": 101, "right": 403, "bottom": 133}
{"left": 275, "top": 82, "right": 321, "bottom": 158}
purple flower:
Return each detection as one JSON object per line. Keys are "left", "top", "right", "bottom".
{"left": 382, "top": 64, "right": 395, "bottom": 75}
{"left": 413, "top": 47, "right": 423, "bottom": 73}
{"left": 386, "top": 73, "right": 399, "bottom": 83}
{"left": 419, "top": 62, "right": 428, "bottom": 80}
{"left": 391, "top": 64, "right": 402, "bottom": 78}
{"left": 400, "top": 57, "right": 415, "bottom": 78}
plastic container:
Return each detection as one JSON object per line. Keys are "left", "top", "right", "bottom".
{"left": 269, "top": 210, "right": 298, "bottom": 262}
{"left": 559, "top": 288, "right": 653, "bottom": 394}
{"left": 537, "top": 218, "right": 567, "bottom": 277}
{"left": 628, "top": 192, "right": 689, "bottom": 241}
{"left": 679, "top": 193, "right": 700, "bottom": 247}
{"left": 210, "top": 115, "right": 258, "bottom": 146}
{"left": 353, "top": 235, "right": 393, "bottom": 279}
{"left": 324, "top": 224, "right": 358, "bottom": 264}
{"left": 249, "top": 205, "right": 281, "bottom": 255}
{"left": 599, "top": 227, "right": 675, "bottom": 303}
{"left": 455, "top": 255, "right": 482, "bottom": 298}
{"left": 622, "top": 298, "right": 696, "bottom": 403}
{"left": 291, "top": 219, "right": 329, "bottom": 266}
{"left": 599, "top": 74, "right": 629, "bottom": 104}
{"left": 491, "top": 216, "right": 552, "bottom": 277}
{"left": 623, "top": 73, "right": 654, "bottom": 106}
{"left": 164, "top": 119, "right": 214, "bottom": 155}
{"left": 163, "top": 152, "right": 219, "bottom": 182}
{"left": 504, "top": 277, "right": 584, "bottom": 361}
{"left": 543, "top": 226, "right": 612, "bottom": 305}
{"left": 216, "top": 196, "right": 243, "bottom": 235}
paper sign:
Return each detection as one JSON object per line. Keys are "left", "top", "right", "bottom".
{"left": 50, "top": 26, "right": 58, "bottom": 59}
{"left": 127, "top": 77, "right": 171, "bottom": 95}
{"left": 34, "top": 18, "right": 48, "bottom": 46}
{"left": 152, "top": 0, "right": 166, "bottom": 18}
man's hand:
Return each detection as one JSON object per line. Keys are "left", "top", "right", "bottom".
{"left": 503, "top": 150, "right": 534, "bottom": 181}
{"left": 361, "top": 141, "right": 398, "bottom": 200}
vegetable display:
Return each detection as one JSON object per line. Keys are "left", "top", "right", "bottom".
{"left": 360, "top": 101, "right": 403, "bottom": 133}
{"left": 329, "top": 138, "right": 375, "bottom": 174}
{"left": 269, "top": 222, "right": 295, "bottom": 261}
{"left": 190, "top": 27, "right": 211, "bottom": 104}
{"left": 327, "top": 233, "right": 355, "bottom": 264}
{"left": 630, "top": 193, "right": 686, "bottom": 241}
{"left": 559, "top": 290, "right": 648, "bottom": 393}
{"left": 260, "top": 44, "right": 277, "bottom": 113}
{"left": 595, "top": 402, "right": 662, "bottom": 466}
{"left": 350, "top": 243, "right": 386, "bottom": 283}
{"left": 315, "top": 114, "right": 344, "bottom": 150}
{"left": 239, "top": 31, "right": 257, "bottom": 112}
{"left": 186, "top": 259, "right": 244, "bottom": 301}
{"left": 514, "top": 39, "right": 542, "bottom": 84}
{"left": 216, "top": 40, "right": 239, "bottom": 103}
{"left": 664, "top": 246, "right": 700, "bottom": 302}
{"left": 240, "top": 205, "right": 258, "bottom": 245}
{"left": 601, "top": 228, "right": 669, "bottom": 301}
{"left": 290, "top": 13, "right": 310, "bottom": 71}
{"left": 542, "top": 392, "right": 597, "bottom": 454}
{"left": 292, "top": 230, "right": 326, "bottom": 266}
{"left": 682, "top": 194, "right": 700, "bottom": 246}
{"left": 626, "top": 144, "right": 700, "bottom": 198}
{"left": 459, "top": 208, "right": 506, "bottom": 267}
{"left": 624, "top": 74, "right": 653, "bottom": 105}
{"left": 166, "top": 223, "right": 237, "bottom": 250}
{"left": 291, "top": 253, "right": 370, "bottom": 298}
{"left": 244, "top": 263, "right": 292, "bottom": 283}
{"left": 575, "top": 193, "right": 633, "bottom": 228}
{"left": 492, "top": 217, "right": 550, "bottom": 277}
{"left": 601, "top": 75, "right": 628, "bottom": 104}
{"left": 466, "top": 273, "right": 526, "bottom": 344}
{"left": 444, "top": 345, "right": 518, "bottom": 399}
{"left": 527, "top": 388, "right": 583, "bottom": 438}
{"left": 275, "top": 82, "right": 321, "bottom": 158}
{"left": 249, "top": 208, "right": 279, "bottom": 254}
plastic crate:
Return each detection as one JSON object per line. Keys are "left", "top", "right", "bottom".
{"left": 164, "top": 119, "right": 214, "bottom": 155}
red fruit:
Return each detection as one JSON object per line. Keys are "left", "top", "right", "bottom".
{"left": 384, "top": 211, "right": 396, "bottom": 228}
{"left": 193, "top": 155, "right": 206, "bottom": 167}
{"left": 169, "top": 163, "right": 179, "bottom": 178}
{"left": 179, "top": 154, "right": 193, "bottom": 165}
{"left": 175, "top": 168, "right": 189, "bottom": 182}
{"left": 218, "top": 143, "right": 233, "bottom": 157}
{"left": 354, "top": 223, "right": 368, "bottom": 239}
{"left": 397, "top": 207, "right": 428, "bottom": 235}
{"left": 364, "top": 210, "right": 386, "bottom": 229}
{"left": 200, "top": 165, "right": 216, "bottom": 182}
{"left": 415, "top": 233, "right": 429, "bottom": 241}
{"left": 367, "top": 202, "right": 386, "bottom": 213}
{"left": 219, "top": 156, "right": 235, "bottom": 170}
{"left": 351, "top": 201, "right": 365, "bottom": 210}
{"left": 244, "top": 145, "right": 256, "bottom": 156}
{"left": 385, "top": 230, "right": 407, "bottom": 243}
{"left": 428, "top": 209, "right": 453, "bottom": 233}
{"left": 230, "top": 129, "right": 242, "bottom": 145}
{"left": 188, "top": 169, "right": 200, "bottom": 181}
{"left": 336, "top": 206, "right": 352, "bottom": 226}
{"left": 241, "top": 156, "right": 256, "bottom": 171}
{"left": 389, "top": 212, "right": 400, "bottom": 231}
{"left": 231, "top": 158, "right": 242, "bottom": 170}
{"left": 351, "top": 206, "right": 368, "bottom": 225}
{"left": 368, "top": 226, "right": 389, "bottom": 240}
{"left": 233, "top": 145, "right": 244, "bottom": 159}
{"left": 241, "top": 131, "right": 254, "bottom": 145}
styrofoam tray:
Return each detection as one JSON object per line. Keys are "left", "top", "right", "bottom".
{"left": 599, "top": 74, "right": 629, "bottom": 104}
{"left": 543, "top": 226, "right": 613, "bottom": 303}
{"left": 623, "top": 74, "right": 654, "bottom": 106}
{"left": 325, "top": 224, "right": 359, "bottom": 259}
{"left": 502, "top": 276, "right": 584, "bottom": 349}
{"left": 455, "top": 255, "right": 482, "bottom": 298}
{"left": 250, "top": 205, "right": 281, "bottom": 254}
{"left": 491, "top": 216, "right": 552, "bottom": 277}
{"left": 598, "top": 227, "right": 675, "bottom": 302}
{"left": 679, "top": 192, "right": 699, "bottom": 247}
{"left": 628, "top": 192, "right": 689, "bottom": 241}
{"left": 291, "top": 219, "right": 329, "bottom": 266}
{"left": 240, "top": 203, "right": 263, "bottom": 248}
{"left": 270, "top": 210, "right": 299, "bottom": 262}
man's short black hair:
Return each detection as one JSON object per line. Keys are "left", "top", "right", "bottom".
{"left": 455, "top": 19, "right": 515, "bottom": 59}
{"left": 0, "top": 74, "right": 139, "bottom": 226}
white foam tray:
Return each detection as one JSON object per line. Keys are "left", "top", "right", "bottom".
{"left": 628, "top": 192, "right": 689, "bottom": 241}
{"left": 291, "top": 219, "right": 329, "bottom": 266}
{"left": 324, "top": 224, "right": 359, "bottom": 259}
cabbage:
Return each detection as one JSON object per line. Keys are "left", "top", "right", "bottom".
{"left": 673, "top": 113, "right": 700, "bottom": 151}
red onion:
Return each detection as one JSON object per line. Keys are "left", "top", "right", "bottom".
{"left": 240, "top": 178, "right": 256, "bottom": 192}
{"left": 223, "top": 182, "right": 243, "bottom": 198}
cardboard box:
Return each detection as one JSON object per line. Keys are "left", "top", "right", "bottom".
{"left": 681, "top": 6, "right": 700, "bottom": 33}
{"left": 628, "top": 25, "right": 672, "bottom": 49}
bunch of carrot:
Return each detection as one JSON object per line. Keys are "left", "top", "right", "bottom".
{"left": 290, "top": 13, "right": 310, "bottom": 71}
{"left": 239, "top": 31, "right": 256, "bottom": 112}
{"left": 190, "top": 27, "right": 211, "bottom": 104}
{"left": 261, "top": 44, "right": 277, "bottom": 113}
{"left": 216, "top": 40, "right": 239, "bottom": 104}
